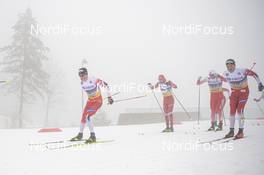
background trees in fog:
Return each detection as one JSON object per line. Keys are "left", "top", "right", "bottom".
{"left": 0, "top": 8, "right": 49, "bottom": 127}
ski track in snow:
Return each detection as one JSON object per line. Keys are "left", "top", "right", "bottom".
{"left": 1, "top": 120, "right": 264, "bottom": 175}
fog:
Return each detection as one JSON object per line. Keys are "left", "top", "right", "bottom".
{"left": 0, "top": 0, "right": 263, "bottom": 128}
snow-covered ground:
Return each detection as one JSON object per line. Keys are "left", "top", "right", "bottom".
{"left": 1, "top": 120, "right": 264, "bottom": 175}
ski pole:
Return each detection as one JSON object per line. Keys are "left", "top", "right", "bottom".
{"left": 103, "top": 91, "right": 121, "bottom": 100}
{"left": 171, "top": 91, "right": 192, "bottom": 119}
{"left": 198, "top": 84, "right": 201, "bottom": 124}
{"left": 149, "top": 89, "right": 165, "bottom": 115}
{"left": 80, "top": 59, "right": 88, "bottom": 112}
{"left": 256, "top": 101, "right": 264, "bottom": 117}
{"left": 81, "top": 89, "right": 84, "bottom": 112}
{"left": 243, "top": 62, "right": 256, "bottom": 76}
{"left": 249, "top": 62, "right": 256, "bottom": 71}
{"left": 222, "top": 110, "right": 226, "bottom": 126}
{"left": 0, "top": 80, "right": 8, "bottom": 84}
{"left": 221, "top": 98, "right": 227, "bottom": 126}
{"left": 113, "top": 94, "right": 147, "bottom": 103}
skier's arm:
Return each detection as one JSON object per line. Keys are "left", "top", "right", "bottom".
{"left": 218, "top": 74, "right": 227, "bottom": 82}
{"left": 154, "top": 82, "right": 159, "bottom": 89}
{"left": 196, "top": 77, "right": 207, "bottom": 85}
{"left": 96, "top": 79, "right": 114, "bottom": 104}
{"left": 245, "top": 69, "right": 264, "bottom": 91}
{"left": 147, "top": 82, "right": 159, "bottom": 90}
{"left": 169, "top": 81, "right": 177, "bottom": 89}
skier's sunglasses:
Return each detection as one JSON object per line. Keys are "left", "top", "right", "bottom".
{"left": 79, "top": 73, "right": 87, "bottom": 77}
{"left": 226, "top": 62, "right": 235, "bottom": 66}
{"left": 226, "top": 61, "right": 235, "bottom": 65}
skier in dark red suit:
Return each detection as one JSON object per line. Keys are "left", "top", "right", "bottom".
{"left": 148, "top": 74, "right": 177, "bottom": 132}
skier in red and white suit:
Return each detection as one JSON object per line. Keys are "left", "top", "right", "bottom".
{"left": 197, "top": 70, "right": 229, "bottom": 131}
{"left": 223, "top": 59, "right": 264, "bottom": 139}
{"left": 71, "top": 67, "right": 114, "bottom": 143}
{"left": 148, "top": 74, "right": 177, "bottom": 132}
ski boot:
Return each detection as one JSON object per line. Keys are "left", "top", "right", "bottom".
{"left": 215, "top": 122, "right": 223, "bottom": 131}
{"left": 235, "top": 128, "right": 244, "bottom": 139}
{"left": 224, "top": 128, "right": 234, "bottom": 138}
{"left": 162, "top": 127, "right": 171, "bottom": 133}
{"left": 169, "top": 127, "right": 174, "bottom": 132}
{"left": 85, "top": 132, "right": 96, "bottom": 144}
{"left": 208, "top": 122, "right": 216, "bottom": 131}
{"left": 70, "top": 132, "right": 83, "bottom": 141}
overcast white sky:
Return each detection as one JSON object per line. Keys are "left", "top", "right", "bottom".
{"left": 0, "top": 0, "right": 264, "bottom": 124}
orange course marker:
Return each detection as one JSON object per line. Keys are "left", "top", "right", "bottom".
{"left": 38, "top": 128, "right": 62, "bottom": 133}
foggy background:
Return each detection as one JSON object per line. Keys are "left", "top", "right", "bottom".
{"left": 0, "top": 0, "right": 263, "bottom": 128}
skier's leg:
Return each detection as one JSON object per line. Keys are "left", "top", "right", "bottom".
{"left": 165, "top": 115, "right": 169, "bottom": 128}
{"left": 80, "top": 100, "right": 92, "bottom": 126}
{"left": 168, "top": 97, "right": 174, "bottom": 130}
{"left": 163, "top": 100, "right": 170, "bottom": 128}
{"left": 225, "top": 91, "right": 238, "bottom": 138}
{"left": 162, "top": 99, "right": 170, "bottom": 132}
{"left": 85, "top": 97, "right": 103, "bottom": 143}
{"left": 237, "top": 89, "right": 249, "bottom": 129}
{"left": 85, "top": 116, "right": 96, "bottom": 143}
{"left": 219, "top": 96, "right": 226, "bottom": 122}
{"left": 86, "top": 97, "right": 103, "bottom": 130}
{"left": 80, "top": 123, "right": 85, "bottom": 133}
{"left": 163, "top": 114, "right": 170, "bottom": 132}
{"left": 230, "top": 91, "right": 238, "bottom": 128}
{"left": 79, "top": 100, "right": 94, "bottom": 132}
{"left": 169, "top": 113, "right": 174, "bottom": 129}
{"left": 210, "top": 95, "right": 214, "bottom": 123}
{"left": 209, "top": 94, "right": 216, "bottom": 131}
{"left": 216, "top": 96, "right": 225, "bottom": 131}
{"left": 235, "top": 88, "right": 249, "bottom": 138}
{"left": 87, "top": 116, "right": 95, "bottom": 133}
{"left": 70, "top": 100, "right": 91, "bottom": 141}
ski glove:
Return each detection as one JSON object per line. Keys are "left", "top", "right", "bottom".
{"left": 108, "top": 97, "right": 114, "bottom": 105}
{"left": 147, "top": 83, "right": 154, "bottom": 89}
{"left": 258, "top": 83, "right": 264, "bottom": 91}
{"left": 254, "top": 98, "right": 260, "bottom": 102}
{"left": 197, "top": 76, "right": 202, "bottom": 85}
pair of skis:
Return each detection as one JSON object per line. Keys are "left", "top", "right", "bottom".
{"left": 198, "top": 136, "right": 246, "bottom": 145}
{"left": 29, "top": 139, "right": 115, "bottom": 150}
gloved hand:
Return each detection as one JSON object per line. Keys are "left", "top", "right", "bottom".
{"left": 147, "top": 83, "right": 154, "bottom": 89}
{"left": 197, "top": 76, "right": 202, "bottom": 85}
{"left": 258, "top": 83, "right": 264, "bottom": 91}
{"left": 108, "top": 96, "right": 114, "bottom": 105}
{"left": 254, "top": 98, "right": 260, "bottom": 102}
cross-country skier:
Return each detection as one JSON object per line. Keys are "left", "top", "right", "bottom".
{"left": 254, "top": 91, "right": 264, "bottom": 102}
{"left": 197, "top": 70, "right": 229, "bottom": 131}
{"left": 223, "top": 59, "right": 264, "bottom": 139}
{"left": 148, "top": 74, "right": 177, "bottom": 132}
{"left": 71, "top": 67, "right": 114, "bottom": 143}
